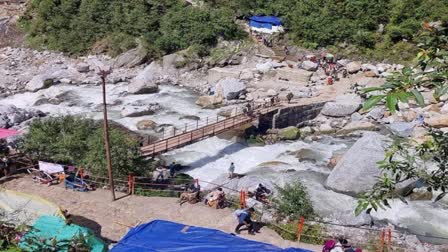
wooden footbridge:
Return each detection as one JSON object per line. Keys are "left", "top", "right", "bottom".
{"left": 140, "top": 102, "right": 283, "bottom": 157}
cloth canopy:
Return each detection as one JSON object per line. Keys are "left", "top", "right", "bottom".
{"left": 0, "top": 128, "right": 19, "bottom": 139}
{"left": 111, "top": 219, "right": 311, "bottom": 252}
{"left": 39, "top": 161, "right": 64, "bottom": 174}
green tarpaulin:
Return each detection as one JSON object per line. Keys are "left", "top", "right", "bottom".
{"left": 19, "top": 215, "right": 106, "bottom": 252}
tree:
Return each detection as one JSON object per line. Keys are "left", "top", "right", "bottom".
{"left": 82, "top": 127, "right": 145, "bottom": 178}
{"left": 20, "top": 116, "right": 146, "bottom": 178}
{"left": 273, "top": 181, "right": 315, "bottom": 220}
{"left": 356, "top": 21, "right": 448, "bottom": 215}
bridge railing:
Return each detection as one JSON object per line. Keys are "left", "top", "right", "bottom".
{"left": 145, "top": 100, "right": 282, "bottom": 145}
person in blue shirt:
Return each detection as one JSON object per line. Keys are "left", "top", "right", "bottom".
{"left": 235, "top": 207, "right": 255, "bottom": 235}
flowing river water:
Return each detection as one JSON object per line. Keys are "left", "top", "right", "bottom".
{"left": 3, "top": 83, "right": 448, "bottom": 244}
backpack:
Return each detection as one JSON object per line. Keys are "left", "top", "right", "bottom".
{"left": 322, "top": 240, "right": 336, "bottom": 252}
{"left": 233, "top": 209, "right": 246, "bottom": 220}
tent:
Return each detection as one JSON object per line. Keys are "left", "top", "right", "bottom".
{"left": 0, "top": 189, "right": 65, "bottom": 225}
{"left": 111, "top": 219, "right": 311, "bottom": 252}
{"left": 19, "top": 215, "right": 106, "bottom": 252}
{"left": 0, "top": 128, "right": 19, "bottom": 139}
{"left": 249, "top": 16, "right": 284, "bottom": 33}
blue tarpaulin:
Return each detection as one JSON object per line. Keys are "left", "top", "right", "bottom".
{"left": 111, "top": 220, "right": 311, "bottom": 252}
{"left": 249, "top": 16, "right": 283, "bottom": 29}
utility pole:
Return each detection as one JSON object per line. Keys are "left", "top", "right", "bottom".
{"left": 98, "top": 68, "right": 116, "bottom": 201}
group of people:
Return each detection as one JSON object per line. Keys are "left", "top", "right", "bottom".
{"left": 153, "top": 161, "right": 178, "bottom": 182}
{"left": 323, "top": 238, "right": 362, "bottom": 252}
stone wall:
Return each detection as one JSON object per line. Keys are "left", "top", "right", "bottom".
{"left": 258, "top": 102, "right": 325, "bottom": 131}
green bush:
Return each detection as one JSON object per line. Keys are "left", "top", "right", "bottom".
{"left": 273, "top": 181, "right": 315, "bottom": 221}
{"left": 20, "top": 116, "right": 147, "bottom": 178}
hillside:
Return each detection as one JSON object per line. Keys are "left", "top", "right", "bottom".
{"left": 17, "top": 0, "right": 448, "bottom": 62}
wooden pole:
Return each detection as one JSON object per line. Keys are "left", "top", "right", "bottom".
{"left": 100, "top": 70, "right": 116, "bottom": 201}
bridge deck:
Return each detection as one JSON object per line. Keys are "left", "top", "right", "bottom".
{"left": 140, "top": 104, "right": 281, "bottom": 157}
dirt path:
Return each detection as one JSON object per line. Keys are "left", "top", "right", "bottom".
{"left": 1, "top": 175, "right": 321, "bottom": 251}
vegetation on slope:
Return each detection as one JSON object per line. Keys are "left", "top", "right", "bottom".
{"left": 18, "top": 1, "right": 448, "bottom": 61}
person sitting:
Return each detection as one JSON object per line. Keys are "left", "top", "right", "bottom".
{"left": 207, "top": 188, "right": 226, "bottom": 209}
{"left": 235, "top": 207, "right": 255, "bottom": 235}
{"left": 179, "top": 183, "right": 201, "bottom": 205}
{"left": 254, "top": 183, "right": 271, "bottom": 204}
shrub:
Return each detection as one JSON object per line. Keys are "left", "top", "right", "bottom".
{"left": 20, "top": 116, "right": 147, "bottom": 178}
{"left": 273, "top": 181, "right": 315, "bottom": 221}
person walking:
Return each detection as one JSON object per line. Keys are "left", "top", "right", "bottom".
{"left": 169, "top": 161, "right": 176, "bottom": 177}
{"left": 228, "top": 162, "right": 235, "bottom": 179}
{"left": 235, "top": 207, "right": 255, "bottom": 235}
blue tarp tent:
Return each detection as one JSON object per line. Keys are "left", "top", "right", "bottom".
{"left": 111, "top": 220, "right": 311, "bottom": 252}
{"left": 249, "top": 16, "right": 283, "bottom": 29}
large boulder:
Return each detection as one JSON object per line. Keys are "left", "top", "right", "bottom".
{"left": 114, "top": 46, "right": 147, "bottom": 68}
{"left": 346, "top": 62, "right": 361, "bottom": 74}
{"left": 121, "top": 103, "right": 160, "bottom": 117}
{"left": 195, "top": 95, "right": 223, "bottom": 109}
{"left": 278, "top": 126, "right": 300, "bottom": 140}
{"left": 128, "top": 62, "right": 161, "bottom": 94}
{"left": 76, "top": 63, "right": 90, "bottom": 73}
{"left": 301, "top": 60, "right": 318, "bottom": 71}
{"left": 25, "top": 74, "right": 54, "bottom": 92}
{"left": 325, "top": 132, "right": 389, "bottom": 196}
{"left": 387, "top": 122, "right": 417, "bottom": 137}
{"left": 0, "top": 105, "right": 45, "bottom": 128}
{"left": 321, "top": 94, "right": 362, "bottom": 117}
{"left": 337, "top": 121, "right": 377, "bottom": 135}
{"left": 425, "top": 114, "right": 448, "bottom": 128}
{"left": 136, "top": 120, "right": 157, "bottom": 130}
{"left": 215, "top": 78, "right": 246, "bottom": 100}
{"left": 208, "top": 67, "right": 241, "bottom": 84}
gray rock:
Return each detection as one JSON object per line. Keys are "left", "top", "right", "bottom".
{"left": 278, "top": 126, "right": 300, "bottom": 140}
{"left": 350, "top": 112, "right": 364, "bottom": 121}
{"left": 337, "top": 121, "right": 377, "bottom": 135}
{"left": 128, "top": 62, "right": 161, "bottom": 94}
{"left": 120, "top": 103, "right": 160, "bottom": 117}
{"left": 215, "top": 78, "right": 246, "bottom": 100}
{"left": 208, "top": 67, "right": 241, "bottom": 84}
{"left": 195, "top": 95, "right": 223, "bottom": 109}
{"left": 136, "top": 120, "right": 157, "bottom": 130}
{"left": 366, "top": 107, "right": 385, "bottom": 120}
{"left": 325, "top": 132, "right": 390, "bottom": 196}
{"left": 346, "top": 62, "right": 361, "bottom": 74}
{"left": 0, "top": 105, "right": 45, "bottom": 127}
{"left": 301, "top": 60, "right": 318, "bottom": 71}
{"left": 256, "top": 61, "right": 274, "bottom": 73}
{"left": 114, "top": 46, "right": 147, "bottom": 68}
{"left": 25, "top": 74, "right": 54, "bottom": 92}
{"left": 387, "top": 122, "right": 417, "bottom": 137}
{"left": 76, "top": 63, "right": 90, "bottom": 73}
{"left": 321, "top": 94, "right": 362, "bottom": 117}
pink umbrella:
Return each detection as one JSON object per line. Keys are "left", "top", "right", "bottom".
{"left": 0, "top": 128, "right": 20, "bottom": 139}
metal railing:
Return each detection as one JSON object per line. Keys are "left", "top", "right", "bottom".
{"left": 140, "top": 101, "right": 283, "bottom": 156}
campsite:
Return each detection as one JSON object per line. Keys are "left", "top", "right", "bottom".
{"left": 1, "top": 0, "right": 448, "bottom": 251}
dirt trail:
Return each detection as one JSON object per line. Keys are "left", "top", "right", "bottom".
{"left": 1, "top": 175, "right": 321, "bottom": 251}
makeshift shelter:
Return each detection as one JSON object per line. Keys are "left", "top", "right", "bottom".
{"left": 111, "top": 219, "right": 311, "bottom": 252}
{"left": 19, "top": 215, "right": 106, "bottom": 252}
{"left": 249, "top": 16, "right": 284, "bottom": 34}
{"left": 0, "top": 128, "right": 19, "bottom": 139}
{"left": 0, "top": 189, "right": 64, "bottom": 225}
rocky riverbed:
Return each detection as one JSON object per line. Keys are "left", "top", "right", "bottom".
{"left": 2, "top": 36, "right": 448, "bottom": 251}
